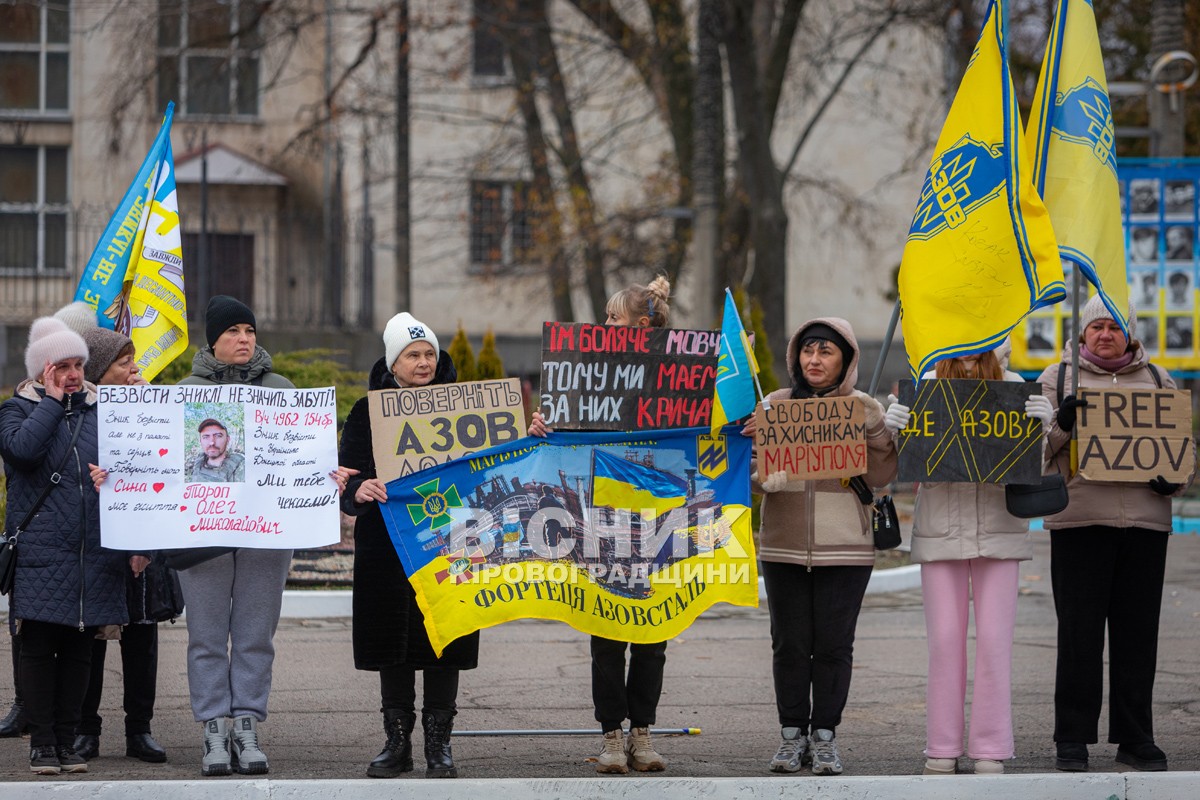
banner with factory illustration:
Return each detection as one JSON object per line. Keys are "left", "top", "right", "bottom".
{"left": 377, "top": 427, "right": 756, "bottom": 655}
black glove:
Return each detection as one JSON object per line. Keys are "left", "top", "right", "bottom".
{"left": 1056, "top": 395, "right": 1090, "bottom": 432}
{"left": 1148, "top": 475, "right": 1182, "bottom": 496}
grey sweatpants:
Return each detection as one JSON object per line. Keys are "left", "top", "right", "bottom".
{"left": 177, "top": 548, "right": 292, "bottom": 722}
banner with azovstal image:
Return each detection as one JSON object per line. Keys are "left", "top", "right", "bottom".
{"left": 377, "top": 427, "right": 756, "bottom": 655}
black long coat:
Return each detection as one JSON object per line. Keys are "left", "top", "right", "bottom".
{"left": 339, "top": 353, "right": 479, "bottom": 671}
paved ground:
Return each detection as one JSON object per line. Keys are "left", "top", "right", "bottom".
{"left": 0, "top": 532, "right": 1196, "bottom": 784}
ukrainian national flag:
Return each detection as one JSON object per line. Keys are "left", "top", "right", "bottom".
{"left": 74, "top": 104, "right": 187, "bottom": 380}
{"left": 711, "top": 289, "right": 759, "bottom": 436}
{"left": 898, "top": 0, "right": 1065, "bottom": 381}
{"left": 591, "top": 449, "right": 688, "bottom": 520}
{"left": 1028, "top": 0, "right": 1129, "bottom": 332}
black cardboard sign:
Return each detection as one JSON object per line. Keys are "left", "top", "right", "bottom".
{"left": 539, "top": 322, "right": 720, "bottom": 430}
{"left": 896, "top": 379, "right": 1042, "bottom": 484}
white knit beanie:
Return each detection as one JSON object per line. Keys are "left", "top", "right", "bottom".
{"left": 25, "top": 317, "right": 89, "bottom": 380}
{"left": 383, "top": 312, "right": 439, "bottom": 370}
{"left": 52, "top": 301, "right": 99, "bottom": 335}
{"left": 1078, "top": 294, "right": 1137, "bottom": 340}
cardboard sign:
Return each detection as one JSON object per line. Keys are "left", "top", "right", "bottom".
{"left": 896, "top": 379, "right": 1042, "bottom": 484}
{"left": 1076, "top": 388, "right": 1194, "bottom": 483}
{"left": 97, "top": 384, "right": 340, "bottom": 550}
{"left": 368, "top": 378, "right": 525, "bottom": 483}
{"left": 540, "top": 322, "right": 720, "bottom": 430}
{"left": 755, "top": 397, "right": 867, "bottom": 480}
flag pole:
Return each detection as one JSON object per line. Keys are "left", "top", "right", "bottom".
{"left": 867, "top": 300, "right": 901, "bottom": 398}
{"left": 1069, "top": 265, "right": 1082, "bottom": 471}
{"left": 453, "top": 727, "right": 702, "bottom": 737}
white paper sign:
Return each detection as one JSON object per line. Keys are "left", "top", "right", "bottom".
{"left": 97, "top": 384, "right": 341, "bottom": 550}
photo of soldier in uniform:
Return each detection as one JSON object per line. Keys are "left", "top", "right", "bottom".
{"left": 1165, "top": 180, "right": 1195, "bottom": 218}
{"left": 1130, "top": 226, "right": 1159, "bottom": 264}
{"left": 1025, "top": 317, "right": 1054, "bottom": 353}
{"left": 1129, "top": 178, "right": 1160, "bottom": 219}
{"left": 1133, "top": 271, "right": 1158, "bottom": 310}
{"left": 1138, "top": 315, "right": 1159, "bottom": 353}
{"left": 1165, "top": 316, "right": 1194, "bottom": 353}
{"left": 185, "top": 408, "right": 247, "bottom": 483}
{"left": 1167, "top": 271, "right": 1193, "bottom": 310}
{"left": 1165, "top": 225, "right": 1194, "bottom": 262}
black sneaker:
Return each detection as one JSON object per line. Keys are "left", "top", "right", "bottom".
{"left": 56, "top": 744, "right": 88, "bottom": 773}
{"left": 29, "top": 745, "right": 61, "bottom": 775}
{"left": 1055, "top": 742, "right": 1088, "bottom": 772}
{"left": 1116, "top": 742, "right": 1168, "bottom": 771}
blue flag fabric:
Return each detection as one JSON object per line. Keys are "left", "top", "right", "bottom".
{"left": 711, "top": 289, "right": 758, "bottom": 434}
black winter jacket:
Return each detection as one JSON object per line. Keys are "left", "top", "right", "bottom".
{"left": 0, "top": 381, "right": 129, "bottom": 629}
{"left": 339, "top": 353, "right": 479, "bottom": 671}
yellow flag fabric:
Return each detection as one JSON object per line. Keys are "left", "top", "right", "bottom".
{"left": 899, "top": 0, "right": 1065, "bottom": 380}
{"left": 1028, "top": 0, "right": 1129, "bottom": 331}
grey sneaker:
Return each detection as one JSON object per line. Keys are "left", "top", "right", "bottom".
{"left": 769, "top": 727, "right": 809, "bottom": 773}
{"left": 200, "top": 718, "right": 232, "bottom": 777}
{"left": 230, "top": 715, "right": 269, "bottom": 775}
{"left": 29, "top": 745, "right": 61, "bottom": 775}
{"left": 810, "top": 728, "right": 843, "bottom": 775}
{"left": 55, "top": 744, "right": 88, "bottom": 773}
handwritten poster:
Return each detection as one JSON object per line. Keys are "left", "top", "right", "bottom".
{"left": 1076, "top": 388, "right": 1194, "bottom": 483}
{"left": 755, "top": 397, "right": 867, "bottom": 480}
{"left": 368, "top": 378, "right": 525, "bottom": 483}
{"left": 96, "top": 384, "right": 341, "bottom": 550}
{"left": 540, "top": 322, "right": 720, "bottom": 431}
{"left": 896, "top": 379, "right": 1042, "bottom": 484}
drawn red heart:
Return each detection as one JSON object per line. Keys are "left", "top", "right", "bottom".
{"left": 152, "top": 483, "right": 165, "bottom": 493}
{"left": 179, "top": 506, "right": 187, "bottom": 512}
{"left": 158, "top": 448, "right": 169, "bottom": 457}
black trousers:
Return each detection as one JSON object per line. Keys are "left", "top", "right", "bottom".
{"left": 1050, "top": 526, "right": 1169, "bottom": 746}
{"left": 590, "top": 636, "right": 667, "bottom": 732}
{"left": 380, "top": 665, "right": 459, "bottom": 716}
{"left": 19, "top": 620, "right": 95, "bottom": 748}
{"left": 761, "top": 560, "right": 873, "bottom": 733}
{"left": 78, "top": 623, "right": 159, "bottom": 736}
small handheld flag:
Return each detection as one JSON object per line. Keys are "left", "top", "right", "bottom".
{"left": 711, "top": 289, "right": 760, "bottom": 435}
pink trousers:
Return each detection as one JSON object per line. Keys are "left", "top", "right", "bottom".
{"left": 921, "top": 558, "right": 1019, "bottom": 760}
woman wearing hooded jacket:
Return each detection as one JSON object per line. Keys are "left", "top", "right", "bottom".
{"left": 0, "top": 318, "right": 133, "bottom": 775}
{"left": 339, "top": 312, "right": 478, "bottom": 779}
{"left": 1037, "top": 296, "right": 1194, "bottom": 773}
{"left": 882, "top": 347, "right": 1054, "bottom": 775}
{"left": 748, "top": 318, "right": 897, "bottom": 776}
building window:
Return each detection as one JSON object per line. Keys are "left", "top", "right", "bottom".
{"left": 470, "top": 180, "right": 535, "bottom": 269}
{"left": 0, "top": 0, "right": 71, "bottom": 114}
{"left": 0, "top": 145, "right": 69, "bottom": 272}
{"left": 157, "top": 0, "right": 262, "bottom": 118}
{"left": 472, "top": 0, "right": 507, "bottom": 78}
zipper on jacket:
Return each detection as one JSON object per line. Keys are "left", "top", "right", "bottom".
{"left": 66, "top": 398, "right": 86, "bottom": 632}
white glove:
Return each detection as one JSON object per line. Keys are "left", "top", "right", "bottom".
{"left": 1024, "top": 394, "right": 1054, "bottom": 427}
{"left": 883, "top": 394, "right": 911, "bottom": 432}
{"left": 760, "top": 471, "right": 789, "bottom": 493}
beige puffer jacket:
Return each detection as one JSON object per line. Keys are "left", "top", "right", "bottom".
{"left": 755, "top": 318, "right": 898, "bottom": 568}
{"left": 1038, "top": 346, "right": 1195, "bottom": 532}
{"left": 909, "top": 369, "right": 1032, "bottom": 564}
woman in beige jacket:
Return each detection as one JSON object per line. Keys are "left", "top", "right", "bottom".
{"left": 750, "top": 318, "right": 897, "bottom": 776}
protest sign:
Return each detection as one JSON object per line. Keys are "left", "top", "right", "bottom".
{"left": 378, "top": 428, "right": 756, "bottom": 654}
{"left": 368, "top": 378, "right": 525, "bottom": 482}
{"left": 540, "top": 322, "right": 720, "bottom": 430}
{"left": 96, "top": 384, "right": 341, "bottom": 550}
{"left": 896, "top": 379, "right": 1042, "bottom": 484}
{"left": 1076, "top": 388, "right": 1194, "bottom": 483}
{"left": 755, "top": 397, "right": 866, "bottom": 481}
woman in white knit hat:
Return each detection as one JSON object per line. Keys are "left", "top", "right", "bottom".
{"left": 0, "top": 318, "right": 135, "bottom": 775}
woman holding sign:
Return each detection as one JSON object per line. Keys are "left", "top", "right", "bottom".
{"left": 749, "top": 317, "right": 897, "bottom": 776}
{"left": 882, "top": 347, "right": 1054, "bottom": 775}
{"left": 339, "top": 312, "right": 478, "bottom": 779}
{"left": 1037, "top": 296, "right": 1194, "bottom": 773}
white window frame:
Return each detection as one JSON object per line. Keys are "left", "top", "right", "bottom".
{"left": 158, "top": 0, "right": 262, "bottom": 120}
{"left": 0, "top": 144, "right": 71, "bottom": 274}
{"left": 0, "top": 0, "right": 71, "bottom": 118}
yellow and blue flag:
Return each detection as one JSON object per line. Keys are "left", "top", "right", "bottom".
{"left": 898, "top": 0, "right": 1065, "bottom": 381}
{"left": 74, "top": 103, "right": 187, "bottom": 380}
{"left": 711, "top": 289, "right": 759, "bottom": 435}
{"left": 592, "top": 449, "right": 688, "bottom": 520}
{"left": 1028, "top": 0, "right": 1129, "bottom": 332}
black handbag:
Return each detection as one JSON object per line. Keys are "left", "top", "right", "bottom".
{"left": 158, "top": 547, "right": 235, "bottom": 571}
{"left": 871, "top": 495, "right": 902, "bottom": 550}
{"left": 1, "top": 415, "right": 85, "bottom": 595}
{"left": 1004, "top": 473, "right": 1069, "bottom": 519}
{"left": 135, "top": 558, "right": 185, "bottom": 622}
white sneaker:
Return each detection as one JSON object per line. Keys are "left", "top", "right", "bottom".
{"left": 923, "top": 757, "right": 957, "bottom": 774}
{"left": 595, "top": 729, "right": 629, "bottom": 774}
{"left": 769, "top": 727, "right": 809, "bottom": 773}
{"left": 626, "top": 727, "right": 665, "bottom": 772}
{"left": 974, "top": 759, "right": 1004, "bottom": 774}
{"left": 809, "top": 729, "right": 843, "bottom": 775}
{"left": 200, "top": 718, "right": 231, "bottom": 777}
{"left": 230, "top": 715, "right": 269, "bottom": 775}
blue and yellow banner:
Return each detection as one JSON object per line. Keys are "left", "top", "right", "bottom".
{"left": 711, "top": 289, "right": 758, "bottom": 436}
{"left": 898, "top": 0, "right": 1065, "bottom": 381}
{"left": 378, "top": 428, "right": 757, "bottom": 655}
{"left": 74, "top": 103, "right": 187, "bottom": 380}
{"left": 1028, "top": 0, "right": 1129, "bottom": 333}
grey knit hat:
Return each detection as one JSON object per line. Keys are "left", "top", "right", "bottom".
{"left": 24, "top": 317, "right": 88, "bottom": 380}
{"left": 53, "top": 301, "right": 99, "bottom": 336}
{"left": 1078, "top": 294, "right": 1137, "bottom": 340}
{"left": 82, "top": 327, "right": 135, "bottom": 384}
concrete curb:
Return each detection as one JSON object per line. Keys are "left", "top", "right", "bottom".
{"left": 0, "top": 773, "right": 1197, "bottom": 799}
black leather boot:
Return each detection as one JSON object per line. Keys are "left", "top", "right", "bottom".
{"left": 367, "top": 709, "right": 415, "bottom": 778}
{"left": 0, "top": 700, "right": 27, "bottom": 738}
{"left": 422, "top": 710, "right": 457, "bottom": 778}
